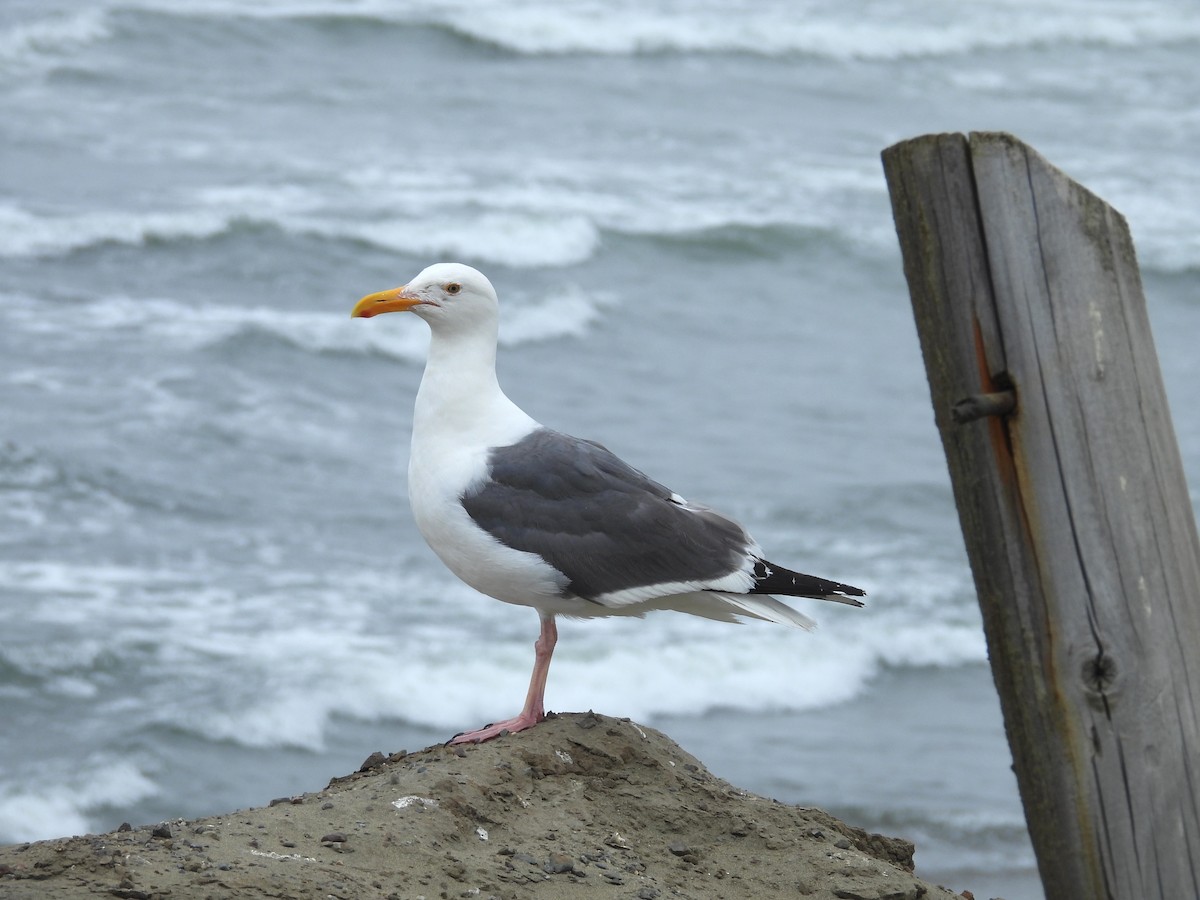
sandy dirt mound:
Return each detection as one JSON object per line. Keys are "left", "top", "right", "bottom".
{"left": 0, "top": 713, "right": 972, "bottom": 899}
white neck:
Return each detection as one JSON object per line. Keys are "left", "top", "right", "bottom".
{"left": 412, "top": 320, "right": 537, "bottom": 448}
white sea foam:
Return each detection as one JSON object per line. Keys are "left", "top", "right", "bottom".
{"left": 484, "top": 0, "right": 1200, "bottom": 59}
{"left": 0, "top": 438, "right": 138, "bottom": 540}
{"left": 0, "top": 548, "right": 985, "bottom": 753}
{"left": 4, "top": 150, "right": 1190, "bottom": 273}
{"left": 0, "top": 756, "right": 157, "bottom": 845}
{"left": 175, "top": 615, "right": 886, "bottom": 744}
{"left": 307, "top": 169, "right": 609, "bottom": 266}
{"left": 501, "top": 286, "right": 615, "bottom": 344}
{"left": 0, "top": 9, "right": 111, "bottom": 75}
{"left": 0, "top": 193, "right": 600, "bottom": 268}
{"left": 0, "top": 202, "right": 233, "bottom": 259}
{"left": 440, "top": 4, "right": 1200, "bottom": 60}
{"left": 216, "top": 566, "right": 981, "bottom": 741}
{"left": 299, "top": 212, "right": 600, "bottom": 269}
{"left": 394, "top": 607, "right": 986, "bottom": 732}
{"left": 1090, "top": 176, "right": 1200, "bottom": 276}
{"left": 4, "top": 290, "right": 426, "bottom": 361}
{"left": 69, "top": 0, "right": 1200, "bottom": 61}
{"left": 1, "top": 284, "right": 610, "bottom": 362}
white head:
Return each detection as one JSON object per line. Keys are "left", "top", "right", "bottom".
{"left": 351, "top": 263, "right": 499, "bottom": 337}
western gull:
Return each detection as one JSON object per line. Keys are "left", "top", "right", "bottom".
{"left": 351, "top": 262, "right": 865, "bottom": 744}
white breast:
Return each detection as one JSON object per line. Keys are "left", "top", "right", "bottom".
{"left": 407, "top": 397, "right": 567, "bottom": 609}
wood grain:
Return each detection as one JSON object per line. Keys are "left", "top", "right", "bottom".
{"left": 883, "top": 131, "right": 1200, "bottom": 900}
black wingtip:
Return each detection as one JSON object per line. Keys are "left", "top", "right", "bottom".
{"left": 751, "top": 559, "right": 866, "bottom": 606}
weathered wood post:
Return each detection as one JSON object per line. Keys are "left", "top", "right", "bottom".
{"left": 881, "top": 132, "right": 1200, "bottom": 900}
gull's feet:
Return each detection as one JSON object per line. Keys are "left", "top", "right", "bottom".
{"left": 449, "top": 711, "right": 545, "bottom": 745}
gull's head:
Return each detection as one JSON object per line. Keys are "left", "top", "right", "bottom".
{"left": 351, "top": 263, "right": 498, "bottom": 334}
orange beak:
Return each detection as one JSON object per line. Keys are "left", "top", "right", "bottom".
{"left": 350, "top": 286, "right": 425, "bottom": 318}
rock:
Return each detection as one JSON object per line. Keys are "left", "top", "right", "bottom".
{"left": 0, "top": 713, "right": 972, "bottom": 900}
{"left": 358, "top": 751, "right": 387, "bottom": 772}
{"left": 542, "top": 852, "right": 576, "bottom": 874}
{"left": 576, "top": 710, "right": 602, "bottom": 729}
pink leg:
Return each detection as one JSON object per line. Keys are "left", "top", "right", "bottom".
{"left": 450, "top": 614, "right": 558, "bottom": 744}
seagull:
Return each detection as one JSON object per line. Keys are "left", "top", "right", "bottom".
{"left": 351, "top": 263, "right": 865, "bottom": 744}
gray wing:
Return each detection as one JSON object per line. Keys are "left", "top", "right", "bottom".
{"left": 460, "top": 428, "right": 750, "bottom": 602}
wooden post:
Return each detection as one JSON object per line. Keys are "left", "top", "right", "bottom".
{"left": 882, "top": 132, "right": 1200, "bottom": 900}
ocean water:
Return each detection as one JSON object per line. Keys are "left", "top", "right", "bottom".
{"left": 3, "top": 2, "right": 1199, "bottom": 898}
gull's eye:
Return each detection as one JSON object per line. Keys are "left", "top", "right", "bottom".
{"left": 444, "top": 282, "right": 462, "bottom": 295}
